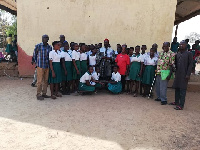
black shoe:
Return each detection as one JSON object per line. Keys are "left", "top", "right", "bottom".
{"left": 155, "top": 98, "right": 161, "bottom": 101}
{"left": 42, "top": 95, "right": 51, "bottom": 98}
{"left": 161, "top": 101, "right": 167, "bottom": 105}
{"left": 31, "top": 83, "right": 36, "bottom": 87}
{"left": 37, "top": 96, "right": 44, "bottom": 101}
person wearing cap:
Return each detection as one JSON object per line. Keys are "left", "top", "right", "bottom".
{"left": 97, "top": 39, "right": 115, "bottom": 80}
{"left": 33, "top": 35, "right": 52, "bottom": 100}
{"left": 59, "top": 35, "right": 68, "bottom": 51}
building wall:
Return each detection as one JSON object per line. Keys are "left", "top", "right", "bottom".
{"left": 17, "top": 0, "right": 177, "bottom": 76}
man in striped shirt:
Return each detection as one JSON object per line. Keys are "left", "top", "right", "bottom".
{"left": 33, "top": 35, "right": 52, "bottom": 100}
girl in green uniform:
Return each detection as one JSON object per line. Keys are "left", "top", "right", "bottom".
{"left": 129, "top": 46, "right": 144, "bottom": 97}
{"left": 49, "top": 41, "right": 62, "bottom": 99}
{"left": 61, "top": 43, "right": 73, "bottom": 95}
{"left": 72, "top": 43, "right": 81, "bottom": 93}
{"left": 108, "top": 65, "right": 122, "bottom": 94}
{"left": 79, "top": 65, "right": 95, "bottom": 94}
{"left": 142, "top": 48, "right": 158, "bottom": 97}
{"left": 80, "top": 44, "right": 88, "bottom": 75}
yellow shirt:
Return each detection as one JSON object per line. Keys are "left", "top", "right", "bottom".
{"left": 6, "top": 37, "right": 12, "bottom": 44}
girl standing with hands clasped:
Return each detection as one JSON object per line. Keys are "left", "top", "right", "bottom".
{"left": 49, "top": 41, "right": 62, "bottom": 99}
{"left": 80, "top": 44, "right": 88, "bottom": 75}
{"left": 129, "top": 45, "right": 144, "bottom": 97}
{"left": 61, "top": 43, "right": 73, "bottom": 95}
{"left": 72, "top": 43, "right": 81, "bottom": 94}
{"left": 108, "top": 65, "right": 122, "bottom": 94}
{"left": 142, "top": 48, "right": 158, "bottom": 97}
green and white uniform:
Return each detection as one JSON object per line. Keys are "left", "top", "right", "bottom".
{"left": 72, "top": 50, "right": 81, "bottom": 80}
{"left": 142, "top": 55, "right": 158, "bottom": 85}
{"left": 79, "top": 72, "right": 95, "bottom": 92}
{"left": 129, "top": 54, "right": 144, "bottom": 81}
{"left": 61, "top": 50, "right": 73, "bottom": 81}
{"left": 108, "top": 72, "right": 122, "bottom": 94}
{"left": 49, "top": 50, "right": 62, "bottom": 83}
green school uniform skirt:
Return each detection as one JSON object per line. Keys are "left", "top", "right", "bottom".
{"left": 142, "top": 65, "right": 156, "bottom": 85}
{"left": 95, "top": 83, "right": 102, "bottom": 88}
{"left": 5, "top": 44, "right": 13, "bottom": 53}
{"left": 73, "top": 60, "right": 81, "bottom": 80}
{"left": 79, "top": 82, "right": 95, "bottom": 92}
{"left": 49, "top": 62, "right": 62, "bottom": 84}
{"left": 62, "top": 61, "right": 73, "bottom": 81}
{"left": 80, "top": 60, "right": 88, "bottom": 76}
{"left": 129, "top": 62, "right": 141, "bottom": 81}
{"left": 108, "top": 82, "right": 122, "bottom": 94}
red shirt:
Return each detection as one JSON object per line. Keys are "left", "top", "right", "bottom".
{"left": 115, "top": 54, "right": 130, "bottom": 75}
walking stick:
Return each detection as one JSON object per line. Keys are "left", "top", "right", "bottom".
{"left": 148, "top": 73, "right": 157, "bottom": 99}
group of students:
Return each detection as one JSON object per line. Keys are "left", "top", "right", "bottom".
{"left": 33, "top": 34, "right": 197, "bottom": 110}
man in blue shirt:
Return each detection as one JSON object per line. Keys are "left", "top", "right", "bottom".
{"left": 33, "top": 35, "right": 52, "bottom": 100}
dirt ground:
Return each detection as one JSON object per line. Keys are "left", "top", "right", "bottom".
{"left": 0, "top": 77, "right": 200, "bottom": 150}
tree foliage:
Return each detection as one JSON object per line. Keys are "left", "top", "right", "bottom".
{"left": 185, "top": 32, "right": 200, "bottom": 43}
{"left": 0, "top": 9, "right": 17, "bottom": 49}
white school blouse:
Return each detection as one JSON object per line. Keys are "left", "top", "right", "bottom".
{"left": 60, "top": 51, "right": 72, "bottom": 61}
{"left": 49, "top": 50, "right": 62, "bottom": 62}
{"left": 89, "top": 55, "right": 96, "bottom": 66}
{"left": 144, "top": 55, "right": 158, "bottom": 66}
{"left": 111, "top": 72, "right": 121, "bottom": 82}
{"left": 72, "top": 50, "right": 80, "bottom": 61}
{"left": 91, "top": 71, "right": 100, "bottom": 85}
{"left": 80, "top": 72, "right": 92, "bottom": 83}
{"left": 131, "top": 54, "right": 144, "bottom": 63}
{"left": 80, "top": 53, "right": 88, "bottom": 61}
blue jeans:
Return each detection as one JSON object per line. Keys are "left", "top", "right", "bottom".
{"left": 175, "top": 88, "right": 186, "bottom": 108}
{"left": 156, "top": 75, "right": 168, "bottom": 102}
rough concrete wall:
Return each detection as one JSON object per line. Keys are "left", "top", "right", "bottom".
{"left": 17, "top": 0, "right": 177, "bottom": 76}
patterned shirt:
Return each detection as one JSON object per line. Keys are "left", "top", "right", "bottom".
{"left": 33, "top": 43, "right": 52, "bottom": 68}
{"left": 157, "top": 50, "right": 175, "bottom": 74}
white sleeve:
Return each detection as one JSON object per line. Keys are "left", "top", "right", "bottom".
{"left": 60, "top": 52, "right": 65, "bottom": 58}
{"left": 111, "top": 73, "right": 114, "bottom": 80}
{"left": 140, "top": 55, "right": 144, "bottom": 62}
{"left": 115, "top": 73, "right": 121, "bottom": 82}
{"left": 72, "top": 51, "right": 76, "bottom": 59}
{"left": 49, "top": 51, "right": 53, "bottom": 60}
{"left": 92, "top": 73, "right": 98, "bottom": 80}
{"left": 85, "top": 73, "right": 91, "bottom": 81}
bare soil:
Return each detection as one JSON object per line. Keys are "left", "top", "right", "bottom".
{"left": 0, "top": 77, "right": 200, "bottom": 150}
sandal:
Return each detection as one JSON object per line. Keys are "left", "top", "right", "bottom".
{"left": 174, "top": 106, "right": 183, "bottom": 110}
{"left": 51, "top": 95, "right": 57, "bottom": 100}
{"left": 169, "top": 102, "right": 176, "bottom": 105}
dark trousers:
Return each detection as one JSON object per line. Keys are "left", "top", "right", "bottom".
{"left": 175, "top": 88, "right": 186, "bottom": 108}
{"left": 121, "top": 75, "right": 126, "bottom": 92}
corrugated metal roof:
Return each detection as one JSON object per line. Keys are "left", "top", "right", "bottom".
{"left": 175, "top": 0, "right": 200, "bottom": 25}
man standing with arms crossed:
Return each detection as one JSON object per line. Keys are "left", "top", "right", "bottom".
{"left": 33, "top": 35, "right": 52, "bottom": 100}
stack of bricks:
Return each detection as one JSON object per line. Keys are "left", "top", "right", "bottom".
{"left": 0, "top": 62, "right": 19, "bottom": 77}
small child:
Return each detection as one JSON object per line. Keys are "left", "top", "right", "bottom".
{"left": 72, "top": 43, "right": 81, "bottom": 93}
{"left": 108, "top": 65, "right": 122, "bottom": 94}
{"left": 61, "top": 43, "right": 73, "bottom": 95}
{"left": 91, "top": 66, "right": 102, "bottom": 89}
{"left": 79, "top": 65, "right": 95, "bottom": 94}
{"left": 89, "top": 48, "right": 97, "bottom": 71}
{"left": 49, "top": 41, "right": 62, "bottom": 99}
{"left": 80, "top": 44, "right": 88, "bottom": 75}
